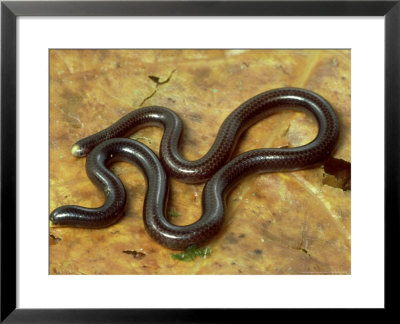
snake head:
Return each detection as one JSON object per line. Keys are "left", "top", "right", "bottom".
{"left": 71, "top": 144, "right": 87, "bottom": 157}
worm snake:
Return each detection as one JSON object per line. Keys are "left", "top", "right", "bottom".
{"left": 50, "top": 88, "right": 340, "bottom": 250}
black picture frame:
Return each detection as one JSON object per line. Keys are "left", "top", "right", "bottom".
{"left": 1, "top": 0, "right": 398, "bottom": 322}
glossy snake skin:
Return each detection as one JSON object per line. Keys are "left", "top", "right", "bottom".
{"left": 50, "top": 88, "right": 339, "bottom": 250}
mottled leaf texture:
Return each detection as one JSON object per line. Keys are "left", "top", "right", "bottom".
{"left": 50, "top": 50, "right": 350, "bottom": 274}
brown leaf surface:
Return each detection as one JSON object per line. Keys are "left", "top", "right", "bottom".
{"left": 49, "top": 49, "right": 351, "bottom": 275}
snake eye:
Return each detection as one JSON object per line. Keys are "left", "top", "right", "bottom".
{"left": 71, "top": 144, "right": 86, "bottom": 157}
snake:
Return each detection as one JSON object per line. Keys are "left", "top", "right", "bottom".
{"left": 49, "top": 88, "right": 340, "bottom": 250}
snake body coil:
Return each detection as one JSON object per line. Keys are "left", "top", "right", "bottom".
{"left": 50, "top": 88, "right": 340, "bottom": 250}
{"left": 71, "top": 88, "right": 340, "bottom": 184}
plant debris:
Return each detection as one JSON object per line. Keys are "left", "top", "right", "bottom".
{"left": 123, "top": 250, "right": 146, "bottom": 260}
{"left": 170, "top": 245, "right": 212, "bottom": 262}
{"left": 168, "top": 211, "right": 180, "bottom": 218}
{"left": 323, "top": 157, "right": 351, "bottom": 190}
